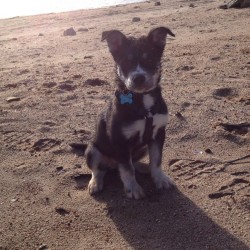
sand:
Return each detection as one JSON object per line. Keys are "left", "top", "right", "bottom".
{"left": 0, "top": 0, "right": 249, "bottom": 249}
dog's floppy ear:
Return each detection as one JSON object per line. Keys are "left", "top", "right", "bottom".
{"left": 148, "top": 27, "right": 175, "bottom": 48}
{"left": 102, "top": 30, "right": 127, "bottom": 53}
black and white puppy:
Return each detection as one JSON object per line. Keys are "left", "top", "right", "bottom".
{"left": 73, "top": 27, "right": 175, "bottom": 199}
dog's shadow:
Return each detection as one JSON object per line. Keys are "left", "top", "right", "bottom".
{"left": 93, "top": 171, "right": 248, "bottom": 250}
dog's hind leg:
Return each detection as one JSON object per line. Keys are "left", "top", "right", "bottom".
{"left": 85, "top": 144, "right": 106, "bottom": 194}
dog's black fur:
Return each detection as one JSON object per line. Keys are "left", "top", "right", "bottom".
{"left": 71, "top": 27, "right": 175, "bottom": 199}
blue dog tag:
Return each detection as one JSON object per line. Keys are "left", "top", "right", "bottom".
{"left": 120, "top": 93, "right": 133, "bottom": 104}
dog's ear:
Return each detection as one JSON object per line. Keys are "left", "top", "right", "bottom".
{"left": 102, "top": 30, "right": 127, "bottom": 53}
{"left": 148, "top": 27, "right": 175, "bottom": 48}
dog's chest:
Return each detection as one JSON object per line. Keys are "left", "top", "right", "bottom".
{"left": 121, "top": 94, "right": 168, "bottom": 142}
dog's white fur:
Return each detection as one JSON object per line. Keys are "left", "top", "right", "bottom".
{"left": 119, "top": 165, "right": 145, "bottom": 199}
{"left": 152, "top": 114, "right": 168, "bottom": 139}
{"left": 122, "top": 119, "right": 145, "bottom": 142}
{"left": 143, "top": 94, "right": 154, "bottom": 111}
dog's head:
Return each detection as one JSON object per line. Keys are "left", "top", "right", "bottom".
{"left": 102, "top": 27, "right": 175, "bottom": 93}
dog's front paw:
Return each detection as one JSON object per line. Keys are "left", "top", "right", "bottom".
{"left": 88, "top": 176, "right": 104, "bottom": 195}
{"left": 125, "top": 180, "right": 145, "bottom": 199}
{"left": 151, "top": 168, "right": 175, "bottom": 190}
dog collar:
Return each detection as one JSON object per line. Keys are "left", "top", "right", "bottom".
{"left": 119, "top": 93, "right": 133, "bottom": 104}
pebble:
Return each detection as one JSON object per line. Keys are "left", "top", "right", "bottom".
{"left": 6, "top": 97, "right": 21, "bottom": 102}
{"left": 38, "top": 244, "right": 48, "bottom": 250}
{"left": 85, "top": 78, "right": 107, "bottom": 86}
{"left": 55, "top": 207, "right": 70, "bottom": 216}
{"left": 74, "top": 164, "right": 82, "bottom": 169}
{"left": 205, "top": 148, "right": 213, "bottom": 154}
{"left": 155, "top": 2, "right": 161, "bottom": 6}
{"left": 78, "top": 28, "right": 89, "bottom": 32}
{"left": 56, "top": 166, "right": 63, "bottom": 172}
{"left": 63, "top": 27, "right": 76, "bottom": 36}
{"left": 43, "top": 82, "right": 57, "bottom": 88}
{"left": 58, "top": 83, "right": 76, "bottom": 91}
{"left": 175, "top": 112, "right": 184, "bottom": 119}
{"left": 132, "top": 17, "right": 141, "bottom": 22}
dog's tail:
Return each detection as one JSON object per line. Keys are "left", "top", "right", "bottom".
{"left": 69, "top": 143, "right": 88, "bottom": 153}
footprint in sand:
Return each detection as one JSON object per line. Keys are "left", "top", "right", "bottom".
{"left": 73, "top": 173, "right": 91, "bottom": 189}
{"left": 212, "top": 87, "right": 238, "bottom": 99}
{"left": 32, "top": 138, "right": 61, "bottom": 152}
{"left": 209, "top": 178, "right": 249, "bottom": 198}
{"left": 169, "top": 159, "right": 216, "bottom": 181}
{"left": 58, "top": 80, "right": 76, "bottom": 91}
{"left": 3, "top": 130, "right": 33, "bottom": 150}
{"left": 218, "top": 122, "right": 249, "bottom": 136}
{"left": 85, "top": 78, "right": 108, "bottom": 86}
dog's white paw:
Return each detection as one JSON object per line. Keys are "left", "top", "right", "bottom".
{"left": 88, "top": 176, "right": 104, "bottom": 195}
{"left": 151, "top": 168, "right": 175, "bottom": 190}
{"left": 125, "top": 180, "right": 145, "bottom": 199}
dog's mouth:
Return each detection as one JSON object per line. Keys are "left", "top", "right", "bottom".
{"left": 126, "top": 80, "right": 156, "bottom": 93}
{"left": 118, "top": 65, "right": 160, "bottom": 93}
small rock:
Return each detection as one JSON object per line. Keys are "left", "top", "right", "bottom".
{"left": 155, "top": 1, "right": 161, "bottom": 6}
{"left": 6, "top": 97, "right": 21, "bottom": 102}
{"left": 43, "top": 82, "right": 57, "bottom": 88}
{"left": 132, "top": 17, "right": 141, "bottom": 22}
{"left": 176, "top": 65, "right": 194, "bottom": 71}
{"left": 63, "top": 27, "right": 76, "bottom": 36}
{"left": 175, "top": 112, "right": 185, "bottom": 120}
{"left": 74, "top": 164, "right": 82, "bottom": 169}
{"left": 188, "top": 184, "right": 197, "bottom": 189}
{"left": 84, "top": 55, "right": 93, "bottom": 59}
{"left": 56, "top": 166, "right": 64, "bottom": 172}
{"left": 213, "top": 87, "right": 234, "bottom": 98}
{"left": 38, "top": 33, "right": 44, "bottom": 36}
{"left": 72, "top": 74, "right": 82, "bottom": 79}
{"left": 55, "top": 207, "right": 70, "bottom": 216}
{"left": 78, "top": 28, "right": 89, "bottom": 32}
{"left": 205, "top": 148, "right": 213, "bottom": 154}
{"left": 58, "top": 82, "right": 76, "bottom": 91}
{"left": 39, "top": 244, "right": 48, "bottom": 250}
{"left": 189, "top": 3, "right": 195, "bottom": 7}
{"left": 210, "top": 56, "right": 221, "bottom": 61}
{"left": 85, "top": 78, "right": 107, "bottom": 86}
{"left": 19, "top": 69, "right": 30, "bottom": 74}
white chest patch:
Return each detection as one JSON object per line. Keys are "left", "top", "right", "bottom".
{"left": 122, "top": 113, "right": 168, "bottom": 142}
{"left": 143, "top": 94, "right": 154, "bottom": 111}
{"left": 122, "top": 119, "right": 145, "bottom": 143}
{"left": 152, "top": 113, "right": 168, "bottom": 139}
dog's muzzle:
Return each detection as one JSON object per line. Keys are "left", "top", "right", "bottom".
{"left": 132, "top": 74, "right": 146, "bottom": 86}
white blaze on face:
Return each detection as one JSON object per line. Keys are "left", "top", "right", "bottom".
{"left": 126, "top": 65, "right": 148, "bottom": 89}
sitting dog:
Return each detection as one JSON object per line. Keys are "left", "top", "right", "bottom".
{"left": 71, "top": 27, "right": 175, "bottom": 199}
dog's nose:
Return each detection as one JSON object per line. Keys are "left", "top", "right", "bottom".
{"left": 133, "top": 74, "right": 146, "bottom": 85}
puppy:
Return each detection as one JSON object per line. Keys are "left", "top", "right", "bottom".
{"left": 72, "top": 27, "right": 175, "bottom": 199}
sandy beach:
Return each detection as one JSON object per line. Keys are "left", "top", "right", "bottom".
{"left": 0, "top": 0, "right": 249, "bottom": 249}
